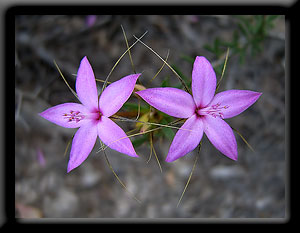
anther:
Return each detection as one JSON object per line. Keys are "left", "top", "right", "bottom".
{"left": 197, "top": 103, "right": 229, "bottom": 119}
{"left": 63, "top": 110, "right": 85, "bottom": 123}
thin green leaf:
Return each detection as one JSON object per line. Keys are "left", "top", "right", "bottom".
{"left": 161, "top": 76, "right": 170, "bottom": 87}
{"left": 160, "top": 119, "right": 175, "bottom": 140}
{"left": 180, "top": 55, "right": 195, "bottom": 64}
{"left": 266, "top": 15, "right": 280, "bottom": 26}
{"left": 203, "top": 44, "right": 216, "bottom": 54}
{"left": 171, "top": 64, "right": 189, "bottom": 83}
{"left": 132, "top": 134, "right": 148, "bottom": 148}
{"left": 238, "top": 22, "right": 249, "bottom": 38}
{"left": 122, "top": 102, "right": 148, "bottom": 112}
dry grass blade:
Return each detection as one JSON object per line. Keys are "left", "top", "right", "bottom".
{"left": 97, "top": 127, "right": 162, "bottom": 153}
{"left": 100, "top": 140, "right": 142, "bottom": 204}
{"left": 232, "top": 127, "right": 255, "bottom": 152}
{"left": 177, "top": 142, "right": 202, "bottom": 208}
{"left": 96, "top": 78, "right": 145, "bottom": 93}
{"left": 146, "top": 138, "right": 153, "bottom": 163}
{"left": 100, "top": 31, "right": 148, "bottom": 95}
{"left": 95, "top": 78, "right": 111, "bottom": 84}
{"left": 97, "top": 118, "right": 184, "bottom": 153}
{"left": 150, "top": 49, "right": 170, "bottom": 83}
{"left": 152, "top": 145, "right": 162, "bottom": 173}
{"left": 125, "top": 127, "right": 139, "bottom": 136}
{"left": 216, "top": 47, "right": 230, "bottom": 92}
{"left": 121, "top": 25, "right": 136, "bottom": 74}
{"left": 149, "top": 132, "right": 162, "bottom": 172}
{"left": 134, "top": 97, "right": 141, "bottom": 121}
{"left": 63, "top": 134, "right": 74, "bottom": 157}
{"left": 111, "top": 116, "right": 189, "bottom": 132}
{"left": 53, "top": 60, "right": 79, "bottom": 101}
{"left": 133, "top": 35, "right": 191, "bottom": 94}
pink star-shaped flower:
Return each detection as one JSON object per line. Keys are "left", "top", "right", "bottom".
{"left": 39, "top": 56, "right": 140, "bottom": 172}
{"left": 136, "top": 56, "right": 262, "bottom": 162}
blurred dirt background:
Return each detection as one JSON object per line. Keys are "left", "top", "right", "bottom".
{"left": 15, "top": 15, "right": 285, "bottom": 219}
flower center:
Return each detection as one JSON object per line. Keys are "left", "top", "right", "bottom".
{"left": 196, "top": 103, "right": 229, "bottom": 119}
{"left": 63, "top": 110, "right": 103, "bottom": 123}
{"left": 95, "top": 111, "right": 102, "bottom": 121}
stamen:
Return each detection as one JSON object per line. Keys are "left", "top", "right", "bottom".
{"left": 197, "top": 103, "right": 229, "bottom": 119}
{"left": 63, "top": 110, "right": 85, "bottom": 123}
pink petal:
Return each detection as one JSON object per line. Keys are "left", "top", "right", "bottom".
{"left": 136, "top": 87, "right": 196, "bottom": 118}
{"left": 98, "top": 116, "right": 138, "bottom": 157}
{"left": 99, "top": 74, "right": 141, "bottom": 117}
{"left": 192, "top": 56, "right": 217, "bottom": 108}
{"left": 202, "top": 115, "right": 237, "bottom": 160}
{"left": 75, "top": 56, "right": 99, "bottom": 111}
{"left": 39, "top": 103, "right": 89, "bottom": 128}
{"left": 207, "top": 90, "right": 262, "bottom": 119}
{"left": 166, "top": 114, "right": 203, "bottom": 162}
{"left": 67, "top": 120, "right": 98, "bottom": 173}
